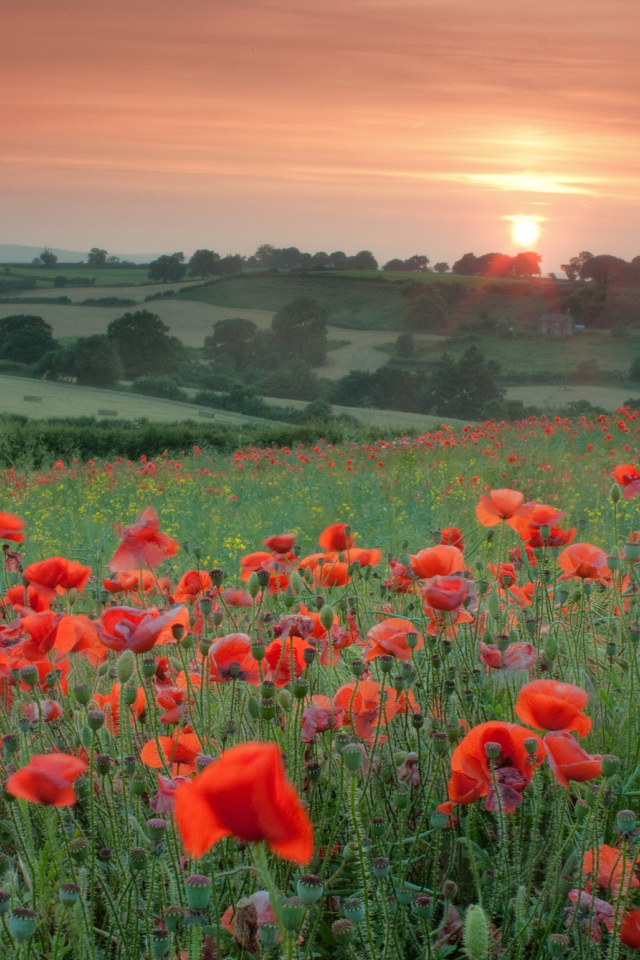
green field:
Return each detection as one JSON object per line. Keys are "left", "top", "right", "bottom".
{"left": 5, "top": 266, "right": 157, "bottom": 287}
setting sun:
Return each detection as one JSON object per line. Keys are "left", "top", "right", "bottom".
{"left": 513, "top": 220, "right": 538, "bottom": 245}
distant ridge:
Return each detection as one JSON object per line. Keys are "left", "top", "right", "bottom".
{"left": 0, "top": 244, "right": 161, "bottom": 264}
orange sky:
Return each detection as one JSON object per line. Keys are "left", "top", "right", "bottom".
{"left": 2, "top": 0, "right": 639, "bottom": 269}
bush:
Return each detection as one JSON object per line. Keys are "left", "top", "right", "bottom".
{"left": 81, "top": 297, "right": 137, "bottom": 307}
{"left": 396, "top": 332, "right": 415, "bottom": 357}
{"left": 35, "top": 335, "right": 123, "bottom": 387}
{"left": 132, "top": 375, "right": 188, "bottom": 402}
{"left": 403, "top": 291, "right": 448, "bottom": 331}
{"left": 0, "top": 315, "right": 57, "bottom": 364}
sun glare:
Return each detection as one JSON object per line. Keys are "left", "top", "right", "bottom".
{"left": 513, "top": 219, "right": 538, "bottom": 245}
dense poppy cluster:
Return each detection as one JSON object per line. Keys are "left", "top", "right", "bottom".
{"left": 0, "top": 439, "right": 639, "bottom": 959}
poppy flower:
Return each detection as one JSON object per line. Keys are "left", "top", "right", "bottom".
{"left": 3, "top": 546, "right": 24, "bottom": 574}
{"left": 565, "top": 891, "right": 614, "bottom": 943}
{"left": 5, "top": 753, "right": 87, "bottom": 806}
{"left": 526, "top": 525, "right": 575, "bottom": 549}
{"left": 422, "top": 575, "right": 470, "bottom": 612}
{"left": 102, "top": 570, "right": 159, "bottom": 596}
{"left": 140, "top": 725, "right": 202, "bottom": 775}
{"left": 264, "top": 636, "right": 313, "bottom": 687}
{"left": 347, "top": 547, "right": 382, "bottom": 569}
{"left": 174, "top": 741, "right": 313, "bottom": 864}
{"left": 440, "top": 771, "right": 486, "bottom": 812}
{"left": 364, "top": 617, "right": 423, "bottom": 661}
{"left": 155, "top": 686, "right": 185, "bottom": 724}
{"left": 489, "top": 563, "right": 517, "bottom": 587}
{"left": 173, "top": 570, "right": 212, "bottom": 603}
{"left": 448, "top": 720, "right": 545, "bottom": 814}
{"left": 318, "top": 523, "right": 353, "bottom": 552}
{"left": 240, "top": 551, "right": 277, "bottom": 576}
{"left": 475, "top": 489, "right": 535, "bottom": 529}
{"left": 221, "top": 587, "right": 253, "bottom": 607}
{"left": 510, "top": 503, "right": 565, "bottom": 537}
{"left": 92, "top": 682, "right": 146, "bottom": 735}
{"left": 620, "top": 910, "right": 640, "bottom": 951}
{"left": 108, "top": 506, "right": 180, "bottom": 572}
{"left": 4, "top": 584, "right": 49, "bottom": 613}
{"left": 150, "top": 773, "right": 191, "bottom": 814}
{"left": 543, "top": 731, "right": 602, "bottom": 789}
{"left": 502, "top": 642, "right": 537, "bottom": 672}
{"left": 23, "top": 557, "right": 92, "bottom": 601}
{"left": 612, "top": 464, "right": 640, "bottom": 499}
{"left": 515, "top": 679, "right": 592, "bottom": 736}
{"left": 22, "top": 699, "right": 63, "bottom": 723}
{"left": 410, "top": 545, "right": 464, "bottom": 580}
{"left": 221, "top": 890, "right": 277, "bottom": 936}
{"left": 583, "top": 845, "right": 640, "bottom": 899}
{"left": 479, "top": 642, "right": 502, "bottom": 671}
{"left": 0, "top": 511, "right": 25, "bottom": 544}
{"left": 300, "top": 554, "right": 350, "bottom": 587}
{"left": 300, "top": 695, "right": 346, "bottom": 742}
{"left": 97, "top": 605, "right": 188, "bottom": 655}
{"left": 334, "top": 680, "right": 399, "bottom": 739}
{"left": 558, "top": 543, "right": 610, "bottom": 585}
{"left": 263, "top": 533, "right": 296, "bottom": 555}
{"left": 208, "top": 634, "right": 261, "bottom": 685}
{"left": 440, "top": 527, "right": 465, "bottom": 551}
{"left": 20, "top": 612, "right": 83, "bottom": 662}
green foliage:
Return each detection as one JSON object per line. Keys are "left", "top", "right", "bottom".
{"left": 396, "top": 332, "right": 416, "bottom": 357}
{"left": 271, "top": 298, "right": 329, "bottom": 365}
{"left": 107, "top": 310, "right": 183, "bottom": 378}
{"left": 403, "top": 289, "right": 448, "bottom": 332}
{"left": 147, "top": 253, "right": 186, "bottom": 283}
{"left": 0, "top": 315, "right": 56, "bottom": 364}
{"left": 188, "top": 249, "right": 220, "bottom": 278}
{"left": 424, "top": 346, "right": 504, "bottom": 418}
{"left": 203, "top": 318, "right": 260, "bottom": 369}
{"left": 87, "top": 247, "right": 108, "bottom": 267}
{"left": 35, "top": 335, "right": 123, "bottom": 387}
{"left": 132, "top": 374, "right": 188, "bottom": 401}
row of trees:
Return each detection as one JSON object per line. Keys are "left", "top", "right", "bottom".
{"left": 452, "top": 251, "right": 542, "bottom": 278}
{"left": 560, "top": 251, "right": 640, "bottom": 285}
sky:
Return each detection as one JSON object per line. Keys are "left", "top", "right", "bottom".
{"left": 2, "top": 0, "right": 640, "bottom": 272}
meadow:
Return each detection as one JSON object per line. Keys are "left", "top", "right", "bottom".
{"left": 1, "top": 411, "right": 640, "bottom": 959}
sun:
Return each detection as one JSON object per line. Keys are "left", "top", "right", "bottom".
{"left": 513, "top": 220, "right": 538, "bottom": 245}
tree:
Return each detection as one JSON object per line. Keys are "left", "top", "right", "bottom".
{"left": 629, "top": 358, "right": 640, "bottom": 382}
{"left": 218, "top": 254, "right": 245, "bottom": 277}
{"left": 329, "top": 251, "right": 348, "bottom": 269}
{"left": 107, "top": 310, "right": 182, "bottom": 377}
{"left": 271, "top": 298, "right": 328, "bottom": 366}
{"left": 38, "top": 248, "right": 58, "bottom": 268}
{"left": 423, "top": 346, "right": 504, "bottom": 418}
{"left": 147, "top": 254, "right": 187, "bottom": 283}
{"left": 434, "top": 262, "right": 449, "bottom": 274}
{"left": 351, "top": 250, "right": 378, "bottom": 270}
{"left": 0, "top": 315, "right": 56, "bottom": 365}
{"left": 383, "top": 259, "right": 407, "bottom": 272}
{"left": 188, "top": 249, "right": 221, "bottom": 278}
{"left": 452, "top": 253, "right": 478, "bottom": 275}
{"left": 66, "top": 335, "right": 123, "bottom": 386}
{"left": 404, "top": 291, "right": 448, "bottom": 331}
{"left": 311, "top": 252, "right": 330, "bottom": 268}
{"left": 404, "top": 255, "right": 430, "bottom": 273}
{"left": 396, "top": 332, "right": 415, "bottom": 357}
{"left": 507, "top": 252, "right": 542, "bottom": 278}
{"left": 203, "top": 318, "right": 259, "bottom": 369}
{"left": 87, "top": 248, "right": 108, "bottom": 267}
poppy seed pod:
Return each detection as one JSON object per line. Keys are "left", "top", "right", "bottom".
{"left": 147, "top": 818, "right": 168, "bottom": 841}
{"left": 3, "top": 733, "right": 17, "bottom": 758}
{"left": 87, "top": 710, "right": 105, "bottom": 732}
{"left": 68, "top": 837, "right": 89, "bottom": 863}
{"left": 184, "top": 875, "right": 212, "bottom": 911}
{"left": 601, "top": 754, "right": 621, "bottom": 777}
{"left": 350, "top": 656, "right": 365, "bottom": 676}
{"left": 297, "top": 874, "right": 323, "bottom": 905}
{"left": 616, "top": 809, "right": 638, "bottom": 833}
{"left": 331, "top": 919, "right": 356, "bottom": 944}
{"left": 19, "top": 665, "right": 38, "bottom": 687}
{"left": 548, "top": 933, "right": 571, "bottom": 958}
{"left": 199, "top": 638, "right": 212, "bottom": 657}
{"left": 412, "top": 713, "right": 425, "bottom": 729}
{"left": 281, "top": 896, "right": 305, "bottom": 933}
{"left": 130, "top": 773, "right": 146, "bottom": 796}
{"left": 430, "top": 811, "right": 449, "bottom": 831}
{"left": 334, "top": 733, "right": 351, "bottom": 755}
{"left": 370, "top": 816, "right": 386, "bottom": 838}
{"left": 123, "top": 756, "right": 137, "bottom": 776}
{"left": 379, "top": 654, "right": 394, "bottom": 674}
{"left": 411, "top": 895, "right": 433, "bottom": 920}
{"left": 9, "top": 908, "right": 37, "bottom": 942}
{"left": 260, "top": 698, "right": 277, "bottom": 720}
{"left": 342, "top": 744, "right": 363, "bottom": 773}
{"left": 58, "top": 882, "right": 80, "bottom": 909}
{"left": 149, "top": 929, "right": 170, "bottom": 959}
{"left": 209, "top": 568, "right": 225, "bottom": 587}
{"left": 303, "top": 646, "right": 316, "bottom": 665}
{"left": 305, "top": 760, "right": 322, "bottom": 782}
{"left": 343, "top": 898, "right": 365, "bottom": 924}
{"left": 396, "top": 886, "right": 414, "bottom": 907}
{"left": 196, "top": 754, "right": 215, "bottom": 773}
{"left": 485, "top": 741, "right": 501, "bottom": 760}
{"left": 212, "top": 612, "right": 224, "bottom": 627}
{"left": 371, "top": 857, "right": 391, "bottom": 879}
{"left": 293, "top": 678, "right": 309, "bottom": 699}
{"left": 393, "top": 784, "right": 409, "bottom": 809}
{"left": 251, "top": 641, "right": 266, "bottom": 660}
{"left": 430, "top": 731, "right": 448, "bottom": 755}
{"left": 247, "top": 572, "right": 260, "bottom": 597}
{"left": 258, "top": 921, "right": 280, "bottom": 946}
{"left": 256, "top": 569, "right": 270, "bottom": 588}
{"left": 0, "top": 892, "right": 10, "bottom": 915}
{"left": 121, "top": 684, "right": 139, "bottom": 706}
{"left": 163, "top": 906, "right": 184, "bottom": 932}
{"left": 129, "top": 846, "right": 149, "bottom": 874}
{"left": 261, "top": 679, "right": 276, "bottom": 698}
{"left": 200, "top": 597, "right": 213, "bottom": 616}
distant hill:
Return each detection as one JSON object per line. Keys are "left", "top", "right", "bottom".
{"left": 0, "top": 244, "right": 160, "bottom": 264}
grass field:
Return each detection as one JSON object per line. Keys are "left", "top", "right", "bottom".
{"left": 5, "top": 266, "right": 155, "bottom": 287}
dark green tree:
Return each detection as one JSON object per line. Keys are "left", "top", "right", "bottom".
{"left": 218, "top": 254, "right": 245, "bottom": 277}
{"left": 351, "top": 250, "right": 378, "bottom": 270}
{"left": 423, "top": 346, "right": 504, "bottom": 418}
{"left": 404, "top": 290, "right": 448, "bottom": 331}
{"left": 188, "top": 249, "right": 220, "bottom": 278}
{"left": 0, "top": 324, "right": 57, "bottom": 364}
{"left": 87, "top": 248, "right": 108, "bottom": 267}
{"left": 107, "top": 310, "right": 182, "bottom": 377}
{"left": 147, "top": 255, "right": 186, "bottom": 283}
{"left": 38, "top": 248, "right": 58, "bottom": 268}
{"left": 203, "top": 318, "right": 259, "bottom": 369}
{"left": 67, "top": 335, "right": 123, "bottom": 386}
{"left": 271, "top": 298, "right": 328, "bottom": 366}
{"left": 434, "top": 262, "right": 449, "bottom": 274}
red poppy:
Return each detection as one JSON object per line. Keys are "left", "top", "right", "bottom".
{"left": 97, "top": 605, "right": 188, "bottom": 654}
{"left": 174, "top": 741, "right": 313, "bottom": 863}
{"left": 22, "top": 699, "right": 63, "bottom": 723}
{"left": 422, "top": 575, "right": 470, "bottom": 611}
{"left": 263, "top": 533, "right": 296, "bottom": 554}
{"left": 543, "top": 731, "right": 602, "bottom": 788}
{"left": 612, "top": 464, "right": 640, "bottom": 499}
{"left": 319, "top": 523, "right": 353, "bottom": 552}
{"left": 526, "top": 524, "right": 575, "bottom": 549}
{"left": 109, "top": 506, "right": 180, "bottom": 572}
{"left": 558, "top": 543, "right": 610, "bottom": 585}
{"left": 155, "top": 686, "right": 185, "bottom": 724}
{"left": 150, "top": 773, "right": 191, "bottom": 814}
{"left": 365, "top": 617, "right": 423, "bottom": 661}
{"left": 221, "top": 587, "right": 253, "bottom": 607}
{"left": 20, "top": 612, "right": 83, "bottom": 662}
{"left": 440, "top": 771, "right": 485, "bottom": 812}
{"left": 583, "top": 845, "right": 640, "bottom": 899}
{"left": 440, "top": 527, "right": 465, "bottom": 551}
{"left": 478, "top": 642, "right": 503, "bottom": 671}
{"left": 621, "top": 910, "right": 640, "bottom": 950}
{"left": 5, "top": 753, "right": 87, "bottom": 806}
{"left": 102, "top": 570, "right": 159, "bottom": 596}
{"left": 92, "top": 682, "right": 146, "bottom": 734}
{"left": 140, "top": 725, "right": 202, "bottom": 775}
{"left": 0, "top": 511, "right": 25, "bottom": 544}
{"left": 475, "top": 489, "right": 535, "bottom": 529}
{"left": 300, "top": 695, "right": 346, "bottom": 742}
{"left": 23, "top": 557, "right": 92, "bottom": 601}
{"left": 240, "top": 551, "right": 276, "bottom": 576}
{"left": 208, "top": 633, "right": 261, "bottom": 685}
{"left": 410, "top": 545, "right": 464, "bottom": 580}
{"left": 300, "top": 554, "right": 350, "bottom": 587}
{"left": 502, "top": 642, "right": 537, "bottom": 672}
{"left": 448, "top": 720, "right": 545, "bottom": 813}
{"left": 489, "top": 563, "right": 517, "bottom": 587}
{"left": 173, "top": 570, "right": 212, "bottom": 603}
{"left": 264, "top": 636, "right": 313, "bottom": 687}
{"left": 334, "top": 680, "right": 399, "bottom": 739}
{"left": 347, "top": 547, "right": 382, "bottom": 569}
{"left": 515, "top": 679, "right": 591, "bottom": 736}
{"left": 4, "top": 584, "right": 49, "bottom": 613}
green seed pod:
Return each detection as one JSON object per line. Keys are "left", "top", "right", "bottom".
{"left": 247, "top": 571, "right": 260, "bottom": 598}
{"left": 73, "top": 682, "right": 92, "bottom": 705}
{"left": 305, "top": 761, "right": 322, "bottom": 782}
{"left": 163, "top": 906, "right": 184, "bottom": 933}
{"left": 463, "top": 905, "right": 489, "bottom": 959}
{"left": 292, "top": 678, "right": 309, "bottom": 699}
{"left": 116, "top": 650, "right": 135, "bottom": 684}
{"left": 278, "top": 688, "right": 292, "bottom": 710}
{"left": 96, "top": 754, "right": 112, "bottom": 777}
{"left": 68, "top": 837, "right": 89, "bottom": 863}
{"left": 247, "top": 696, "right": 261, "bottom": 719}
{"left": 547, "top": 934, "right": 570, "bottom": 958}
{"left": 0, "top": 892, "right": 10, "bottom": 916}
{"left": 147, "top": 818, "right": 169, "bottom": 841}
{"left": 9, "top": 908, "right": 37, "bottom": 942}
{"left": 59, "top": 882, "right": 81, "bottom": 909}
{"left": 342, "top": 744, "right": 363, "bottom": 773}
{"left": 3, "top": 733, "right": 18, "bottom": 759}
{"left": 601, "top": 755, "right": 621, "bottom": 777}
{"left": 281, "top": 897, "right": 306, "bottom": 934}
{"left": 487, "top": 593, "right": 500, "bottom": 619}
{"left": 543, "top": 633, "right": 558, "bottom": 662}
{"left": 184, "top": 874, "right": 212, "bottom": 911}
{"left": 87, "top": 710, "right": 105, "bottom": 732}
{"left": 616, "top": 809, "right": 638, "bottom": 833}
{"left": 370, "top": 816, "right": 386, "bottom": 838}
{"left": 169, "top": 657, "right": 183, "bottom": 673}
{"left": 129, "top": 846, "right": 148, "bottom": 873}
{"left": 260, "top": 698, "right": 276, "bottom": 720}
{"left": 290, "top": 571, "right": 303, "bottom": 595}
{"left": 430, "top": 811, "right": 449, "bottom": 830}
{"left": 331, "top": 919, "right": 356, "bottom": 944}
{"left": 392, "top": 784, "right": 409, "bottom": 809}
{"left": 258, "top": 921, "right": 280, "bottom": 946}
{"left": 251, "top": 641, "right": 266, "bottom": 661}
{"left": 343, "top": 898, "right": 365, "bottom": 924}
{"left": 130, "top": 774, "right": 146, "bottom": 796}
{"left": 297, "top": 874, "right": 323, "bottom": 905}
{"left": 121, "top": 684, "right": 139, "bottom": 706}
{"left": 610, "top": 483, "right": 621, "bottom": 504}
{"left": 141, "top": 657, "right": 157, "bottom": 678}
{"left": 149, "top": 928, "right": 171, "bottom": 959}
{"left": 411, "top": 894, "right": 433, "bottom": 919}
{"left": 396, "top": 886, "right": 413, "bottom": 907}
{"left": 320, "top": 604, "right": 335, "bottom": 631}
{"left": 19, "top": 665, "right": 38, "bottom": 687}
{"left": 371, "top": 857, "right": 391, "bottom": 879}
{"left": 123, "top": 755, "right": 137, "bottom": 776}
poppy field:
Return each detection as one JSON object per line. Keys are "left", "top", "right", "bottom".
{"left": 3, "top": 410, "right": 640, "bottom": 959}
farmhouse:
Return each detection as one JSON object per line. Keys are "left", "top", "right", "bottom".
{"left": 531, "top": 309, "right": 574, "bottom": 337}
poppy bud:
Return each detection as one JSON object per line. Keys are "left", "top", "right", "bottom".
{"left": 411, "top": 895, "right": 433, "bottom": 919}
{"left": 331, "top": 919, "right": 356, "bottom": 944}
{"left": 574, "top": 799, "right": 588, "bottom": 820}
{"left": 171, "top": 624, "right": 185, "bottom": 641}
{"left": 297, "top": 875, "right": 323, "bottom": 905}
{"left": 485, "top": 529, "right": 495, "bottom": 543}
{"left": 10, "top": 908, "right": 37, "bottom": 942}
{"left": 342, "top": 744, "right": 363, "bottom": 773}
{"left": 0, "top": 891, "right": 10, "bottom": 915}
{"left": 303, "top": 646, "right": 316, "bottom": 665}
{"left": 293, "top": 678, "right": 309, "bottom": 699}
{"left": 121, "top": 684, "right": 139, "bottom": 706}
{"left": 463, "top": 905, "right": 488, "bottom": 959}
{"left": 616, "top": 809, "right": 638, "bottom": 833}
{"left": 163, "top": 906, "right": 184, "bottom": 932}
{"left": 260, "top": 698, "right": 276, "bottom": 720}
{"left": 169, "top": 657, "right": 183, "bottom": 673}
{"left": 258, "top": 921, "right": 280, "bottom": 946}
{"left": 487, "top": 593, "right": 500, "bottom": 619}
{"left": 544, "top": 633, "right": 558, "bottom": 662}
{"left": 350, "top": 658, "right": 365, "bottom": 677}
{"left": 343, "top": 898, "right": 365, "bottom": 923}
{"left": 123, "top": 756, "right": 137, "bottom": 776}
{"left": 141, "top": 658, "right": 157, "bottom": 678}
{"left": 97, "top": 661, "right": 110, "bottom": 677}
{"left": 283, "top": 590, "right": 295, "bottom": 609}
{"left": 247, "top": 572, "right": 260, "bottom": 598}
{"left": 601, "top": 754, "right": 621, "bottom": 777}
{"left": 87, "top": 710, "right": 105, "bottom": 732}
{"left": 320, "top": 604, "right": 335, "bottom": 631}
{"left": 185, "top": 874, "right": 212, "bottom": 910}
{"left": 290, "top": 571, "right": 303, "bottom": 594}
{"left": 370, "top": 816, "right": 386, "bottom": 838}
{"left": 281, "top": 896, "right": 305, "bottom": 934}
{"left": 610, "top": 483, "right": 621, "bottom": 503}
{"left": 147, "top": 818, "right": 168, "bottom": 841}
{"left": 547, "top": 934, "right": 570, "bottom": 958}
{"left": 247, "top": 696, "right": 261, "bottom": 719}
{"left": 278, "top": 689, "right": 292, "bottom": 710}
{"left": 379, "top": 654, "right": 394, "bottom": 674}
{"left": 19, "top": 665, "right": 38, "bottom": 687}
{"left": 256, "top": 569, "right": 270, "bottom": 588}
{"left": 59, "top": 882, "right": 80, "bottom": 909}
{"left": 149, "top": 929, "right": 170, "bottom": 959}
{"left": 3, "top": 733, "right": 17, "bottom": 758}
{"left": 212, "top": 612, "right": 224, "bottom": 627}
{"left": 442, "top": 880, "right": 458, "bottom": 899}
{"left": 557, "top": 875, "right": 574, "bottom": 897}
{"left": 371, "top": 857, "right": 391, "bottom": 879}
{"left": 96, "top": 755, "right": 112, "bottom": 777}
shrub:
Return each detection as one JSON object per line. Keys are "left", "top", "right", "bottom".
{"left": 132, "top": 375, "right": 188, "bottom": 402}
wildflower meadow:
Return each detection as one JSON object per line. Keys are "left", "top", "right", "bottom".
{"left": 3, "top": 410, "right": 640, "bottom": 959}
